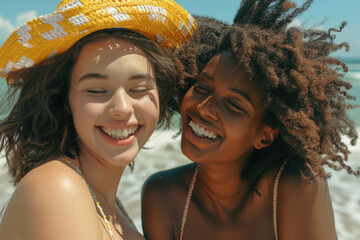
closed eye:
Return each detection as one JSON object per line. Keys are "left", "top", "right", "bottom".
{"left": 194, "top": 83, "right": 211, "bottom": 94}
{"left": 225, "top": 100, "right": 246, "bottom": 114}
{"left": 130, "top": 86, "right": 149, "bottom": 94}
{"left": 86, "top": 88, "right": 107, "bottom": 94}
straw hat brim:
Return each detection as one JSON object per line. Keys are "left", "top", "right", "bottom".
{"left": 0, "top": 0, "right": 197, "bottom": 80}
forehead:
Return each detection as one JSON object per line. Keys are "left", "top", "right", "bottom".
{"left": 201, "top": 51, "right": 263, "bottom": 107}
{"left": 78, "top": 37, "right": 146, "bottom": 60}
{"left": 204, "top": 51, "right": 258, "bottom": 90}
{"left": 71, "top": 37, "right": 154, "bottom": 82}
{"left": 73, "top": 37, "right": 152, "bottom": 70}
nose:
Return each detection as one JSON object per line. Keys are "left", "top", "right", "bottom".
{"left": 197, "top": 95, "right": 219, "bottom": 121}
{"left": 108, "top": 89, "right": 133, "bottom": 118}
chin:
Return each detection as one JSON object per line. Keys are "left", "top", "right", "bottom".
{"left": 180, "top": 142, "right": 201, "bottom": 163}
{"left": 105, "top": 148, "right": 141, "bottom": 167}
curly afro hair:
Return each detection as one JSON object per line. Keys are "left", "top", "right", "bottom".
{"left": 174, "top": 0, "right": 359, "bottom": 185}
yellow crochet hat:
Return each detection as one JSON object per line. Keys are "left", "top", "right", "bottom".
{"left": 0, "top": 0, "right": 197, "bottom": 80}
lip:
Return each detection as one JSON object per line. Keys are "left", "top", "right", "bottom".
{"left": 184, "top": 115, "right": 222, "bottom": 145}
{"left": 96, "top": 125, "right": 143, "bottom": 146}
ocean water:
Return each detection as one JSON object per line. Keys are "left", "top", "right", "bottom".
{"left": 0, "top": 59, "right": 359, "bottom": 239}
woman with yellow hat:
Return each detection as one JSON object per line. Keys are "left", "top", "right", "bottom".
{"left": 0, "top": 0, "right": 196, "bottom": 239}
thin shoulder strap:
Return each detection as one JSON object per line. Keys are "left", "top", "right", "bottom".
{"left": 179, "top": 165, "right": 198, "bottom": 240}
{"left": 273, "top": 159, "right": 288, "bottom": 240}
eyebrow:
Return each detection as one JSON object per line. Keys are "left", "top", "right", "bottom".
{"left": 199, "top": 72, "right": 214, "bottom": 81}
{"left": 79, "top": 73, "right": 108, "bottom": 82}
{"left": 199, "top": 72, "right": 254, "bottom": 107}
{"left": 230, "top": 88, "right": 255, "bottom": 107}
{"left": 78, "top": 73, "right": 154, "bottom": 82}
{"left": 129, "top": 73, "right": 155, "bottom": 81}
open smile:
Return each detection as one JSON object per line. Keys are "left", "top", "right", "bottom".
{"left": 99, "top": 126, "right": 140, "bottom": 140}
{"left": 188, "top": 119, "right": 221, "bottom": 140}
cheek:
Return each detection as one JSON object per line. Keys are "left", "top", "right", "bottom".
{"left": 180, "top": 98, "right": 189, "bottom": 128}
{"left": 224, "top": 117, "right": 262, "bottom": 146}
{"left": 70, "top": 99, "right": 104, "bottom": 130}
{"left": 180, "top": 88, "right": 194, "bottom": 116}
{"left": 135, "top": 92, "right": 160, "bottom": 126}
{"left": 81, "top": 103, "right": 103, "bottom": 118}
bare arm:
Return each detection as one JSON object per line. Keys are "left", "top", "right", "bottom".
{"left": 278, "top": 175, "right": 337, "bottom": 240}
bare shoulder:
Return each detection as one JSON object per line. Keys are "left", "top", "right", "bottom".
{"left": 141, "top": 163, "right": 195, "bottom": 240}
{"left": 278, "top": 172, "right": 332, "bottom": 208}
{"left": 142, "top": 163, "right": 195, "bottom": 213}
{"left": 0, "top": 159, "right": 102, "bottom": 240}
{"left": 15, "top": 159, "right": 92, "bottom": 206}
{"left": 143, "top": 163, "right": 196, "bottom": 193}
{"left": 277, "top": 172, "right": 337, "bottom": 239}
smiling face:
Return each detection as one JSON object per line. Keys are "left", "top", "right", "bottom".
{"left": 68, "top": 37, "right": 159, "bottom": 166}
{"left": 181, "top": 51, "right": 274, "bottom": 166}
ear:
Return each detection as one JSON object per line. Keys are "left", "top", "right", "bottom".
{"left": 254, "top": 126, "right": 279, "bottom": 150}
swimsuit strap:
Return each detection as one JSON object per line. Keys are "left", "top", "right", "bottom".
{"left": 179, "top": 165, "right": 198, "bottom": 240}
{"left": 180, "top": 160, "right": 288, "bottom": 240}
{"left": 62, "top": 157, "right": 135, "bottom": 239}
{"left": 273, "top": 159, "right": 288, "bottom": 240}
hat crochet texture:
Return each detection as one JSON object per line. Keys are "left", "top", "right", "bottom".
{"left": 0, "top": 0, "right": 197, "bottom": 80}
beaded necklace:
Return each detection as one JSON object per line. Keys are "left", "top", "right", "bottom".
{"left": 62, "top": 157, "right": 135, "bottom": 240}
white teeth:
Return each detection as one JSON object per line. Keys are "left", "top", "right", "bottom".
{"left": 100, "top": 126, "right": 138, "bottom": 139}
{"left": 189, "top": 120, "right": 219, "bottom": 140}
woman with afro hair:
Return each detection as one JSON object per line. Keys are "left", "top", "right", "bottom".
{"left": 142, "top": 0, "right": 359, "bottom": 239}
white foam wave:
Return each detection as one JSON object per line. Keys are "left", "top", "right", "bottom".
{"left": 345, "top": 71, "right": 360, "bottom": 81}
{"left": 340, "top": 127, "right": 360, "bottom": 156}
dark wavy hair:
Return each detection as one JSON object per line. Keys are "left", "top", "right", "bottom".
{"left": 0, "top": 29, "right": 179, "bottom": 185}
{"left": 175, "top": 0, "right": 359, "bottom": 187}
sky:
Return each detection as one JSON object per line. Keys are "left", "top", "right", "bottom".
{"left": 0, "top": 0, "right": 359, "bottom": 58}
